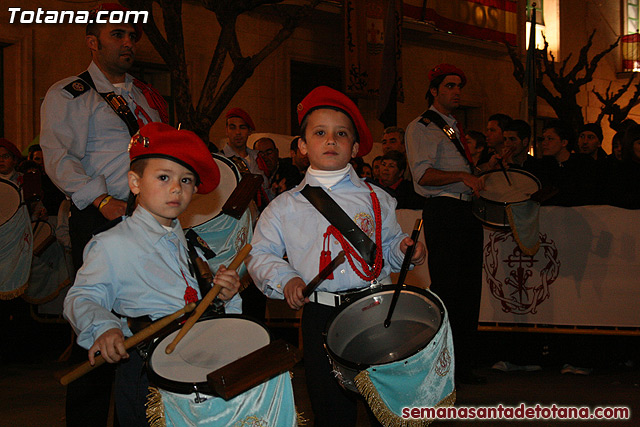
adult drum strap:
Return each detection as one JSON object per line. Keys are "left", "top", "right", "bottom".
{"left": 419, "top": 110, "right": 473, "bottom": 168}
{"left": 301, "top": 185, "right": 376, "bottom": 266}
{"left": 78, "top": 71, "right": 140, "bottom": 137}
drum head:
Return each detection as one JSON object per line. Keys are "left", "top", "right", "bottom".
{"left": 147, "top": 315, "right": 271, "bottom": 395}
{"left": 478, "top": 169, "right": 540, "bottom": 204}
{"left": 178, "top": 154, "right": 240, "bottom": 229}
{"left": 0, "top": 178, "right": 21, "bottom": 226}
{"left": 324, "top": 286, "right": 444, "bottom": 370}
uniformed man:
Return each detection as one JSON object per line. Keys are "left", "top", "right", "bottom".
{"left": 39, "top": 3, "right": 167, "bottom": 426}
{"left": 405, "top": 63, "right": 487, "bottom": 385}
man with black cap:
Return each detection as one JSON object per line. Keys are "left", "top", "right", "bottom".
{"left": 578, "top": 123, "right": 607, "bottom": 161}
{"left": 405, "top": 63, "right": 486, "bottom": 385}
{"left": 39, "top": 3, "right": 166, "bottom": 425}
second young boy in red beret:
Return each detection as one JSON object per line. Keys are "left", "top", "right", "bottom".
{"left": 247, "top": 86, "right": 426, "bottom": 426}
{"left": 64, "top": 122, "right": 242, "bottom": 426}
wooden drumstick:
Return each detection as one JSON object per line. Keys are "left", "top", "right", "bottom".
{"left": 59, "top": 302, "right": 197, "bottom": 386}
{"left": 165, "top": 243, "right": 252, "bottom": 354}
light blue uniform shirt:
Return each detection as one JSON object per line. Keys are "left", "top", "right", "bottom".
{"left": 246, "top": 166, "right": 408, "bottom": 298}
{"left": 64, "top": 206, "right": 241, "bottom": 350}
{"left": 40, "top": 62, "right": 161, "bottom": 209}
{"left": 405, "top": 106, "right": 472, "bottom": 197}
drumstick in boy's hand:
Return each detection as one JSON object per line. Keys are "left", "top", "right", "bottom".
{"left": 59, "top": 302, "right": 197, "bottom": 385}
{"left": 165, "top": 243, "right": 252, "bottom": 354}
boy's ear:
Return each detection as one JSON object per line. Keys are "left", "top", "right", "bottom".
{"left": 351, "top": 142, "right": 360, "bottom": 158}
{"left": 299, "top": 137, "right": 308, "bottom": 156}
{"left": 128, "top": 170, "right": 141, "bottom": 195}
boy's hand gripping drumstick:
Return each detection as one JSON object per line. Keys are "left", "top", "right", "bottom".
{"left": 164, "top": 243, "right": 252, "bottom": 354}
{"left": 59, "top": 302, "right": 197, "bottom": 385}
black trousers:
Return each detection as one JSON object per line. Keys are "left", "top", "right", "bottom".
{"left": 69, "top": 203, "right": 109, "bottom": 271}
{"left": 114, "top": 350, "right": 151, "bottom": 427}
{"left": 67, "top": 204, "right": 114, "bottom": 427}
{"left": 302, "top": 303, "right": 359, "bottom": 427}
{"left": 422, "top": 197, "right": 484, "bottom": 377}
{"left": 65, "top": 344, "right": 117, "bottom": 427}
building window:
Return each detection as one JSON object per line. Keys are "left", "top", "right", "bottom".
{"left": 623, "top": 1, "right": 640, "bottom": 72}
{"left": 526, "top": 0, "right": 545, "bottom": 49}
{"left": 627, "top": 0, "right": 639, "bottom": 34}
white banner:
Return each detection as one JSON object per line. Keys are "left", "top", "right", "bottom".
{"left": 395, "top": 206, "right": 640, "bottom": 328}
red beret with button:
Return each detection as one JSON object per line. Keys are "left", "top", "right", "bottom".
{"left": 0, "top": 138, "right": 22, "bottom": 160}
{"left": 226, "top": 108, "right": 256, "bottom": 131}
{"left": 89, "top": 3, "right": 144, "bottom": 39}
{"left": 296, "top": 86, "right": 373, "bottom": 157}
{"left": 428, "top": 63, "right": 467, "bottom": 86}
{"left": 128, "top": 122, "right": 220, "bottom": 194}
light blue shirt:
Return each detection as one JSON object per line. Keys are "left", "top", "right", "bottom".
{"left": 40, "top": 62, "right": 161, "bottom": 209}
{"left": 246, "top": 166, "right": 408, "bottom": 298}
{"left": 405, "top": 106, "right": 472, "bottom": 197}
{"left": 64, "top": 206, "right": 241, "bottom": 350}
{"left": 222, "top": 144, "right": 269, "bottom": 193}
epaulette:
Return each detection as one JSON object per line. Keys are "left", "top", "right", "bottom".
{"left": 92, "top": 216, "right": 124, "bottom": 236}
{"left": 62, "top": 79, "right": 91, "bottom": 98}
{"left": 418, "top": 115, "right": 432, "bottom": 127}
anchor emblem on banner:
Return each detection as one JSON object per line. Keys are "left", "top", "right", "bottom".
{"left": 484, "top": 231, "right": 561, "bottom": 315}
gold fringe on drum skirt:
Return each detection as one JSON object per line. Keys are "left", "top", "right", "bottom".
{"left": 354, "top": 370, "right": 456, "bottom": 426}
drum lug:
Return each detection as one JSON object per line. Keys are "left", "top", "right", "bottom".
{"left": 192, "top": 385, "right": 208, "bottom": 403}
{"left": 370, "top": 278, "right": 382, "bottom": 289}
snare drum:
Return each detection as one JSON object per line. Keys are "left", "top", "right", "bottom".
{"left": 472, "top": 169, "right": 540, "bottom": 228}
{"left": 146, "top": 315, "right": 297, "bottom": 427}
{"left": 324, "top": 285, "right": 455, "bottom": 424}
{"left": 179, "top": 154, "right": 240, "bottom": 228}
{"left": 179, "top": 154, "right": 253, "bottom": 276}
{"left": 32, "top": 220, "right": 56, "bottom": 256}
{"left": 0, "top": 178, "right": 21, "bottom": 227}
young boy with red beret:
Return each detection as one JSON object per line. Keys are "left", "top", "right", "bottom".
{"left": 64, "top": 122, "right": 242, "bottom": 426}
{"left": 247, "top": 86, "right": 426, "bottom": 426}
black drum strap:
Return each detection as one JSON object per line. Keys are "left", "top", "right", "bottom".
{"left": 419, "top": 110, "right": 473, "bottom": 169}
{"left": 301, "top": 185, "right": 377, "bottom": 266}
{"left": 78, "top": 71, "right": 140, "bottom": 137}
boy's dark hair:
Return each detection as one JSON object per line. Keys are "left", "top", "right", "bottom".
{"left": 130, "top": 158, "right": 149, "bottom": 177}
{"left": 543, "top": 119, "right": 577, "bottom": 152}
{"left": 372, "top": 155, "right": 383, "bottom": 164}
{"left": 290, "top": 136, "right": 301, "bottom": 153}
{"left": 488, "top": 113, "right": 513, "bottom": 132}
{"left": 299, "top": 106, "right": 359, "bottom": 143}
{"left": 381, "top": 150, "right": 407, "bottom": 173}
{"left": 504, "top": 119, "right": 531, "bottom": 141}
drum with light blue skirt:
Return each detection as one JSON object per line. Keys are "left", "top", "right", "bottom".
{"left": 146, "top": 314, "right": 297, "bottom": 426}
{"left": 178, "top": 154, "right": 253, "bottom": 278}
{"left": 324, "top": 285, "right": 456, "bottom": 425}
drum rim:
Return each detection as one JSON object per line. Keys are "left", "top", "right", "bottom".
{"left": 475, "top": 168, "right": 541, "bottom": 205}
{"left": 323, "top": 285, "right": 446, "bottom": 372}
{"left": 180, "top": 153, "right": 241, "bottom": 229}
{"left": 0, "top": 178, "right": 22, "bottom": 227}
{"left": 146, "top": 313, "right": 272, "bottom": 396}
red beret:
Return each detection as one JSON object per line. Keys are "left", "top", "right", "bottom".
{"left": 129, "top": 123, "right": 220, "bottom": 194}
{"left": 0, "top": 138, "right": 22, "bottom": 160}
{"left": 296, "top": 86, "right": 373, "bottom": 157}
{"left": 428, "top": 63, "right": 467, "bottom": 86}
{"left": 89, "top": 3, "right": 144, "bottom": 39}
{"left": 226, "top": 108, "right": 255, "bottom": 131}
